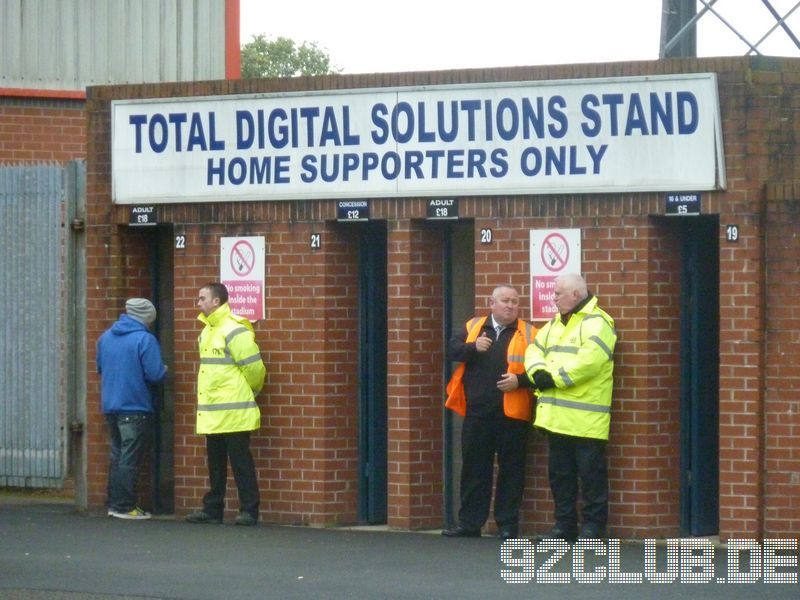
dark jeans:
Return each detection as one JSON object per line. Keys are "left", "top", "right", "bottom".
{"left": 547, "top": 431, "right": 608, "bottom": 533}
{"left": 458, "top": 414, "right": 529, "bottom": 532}
{"left": 203, "top": 431, "right": 260, "bottom": 519}
{"left": 106, "top": 413, "right": 152, "bottom": 512}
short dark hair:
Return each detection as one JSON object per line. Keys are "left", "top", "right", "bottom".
{"left": 202, "top": 282, "right": 229, "bottom": 304}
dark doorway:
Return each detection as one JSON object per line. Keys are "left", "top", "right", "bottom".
{"left": 138, "top": 224, "right": 175, "bottom": 514}
{"left": 357, "top": 221, "right": 388, "bottom": 524}
{"left": 679, "top": 216, "right": 720, "bottom": 535}
{"left": 442, "top": 221, "right": 475, "bottom": 527}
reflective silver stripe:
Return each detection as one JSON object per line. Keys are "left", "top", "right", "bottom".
{"left": 537, "top": 396, "right": 610, "bottom": 414}
{"left": 583, "top": 314, "right": 617, "bottom": 339}
{"left": 589, "top": 335, "right": 614, "bottom": 360}
{"left": 200, "top": 357, "right": 235, "bottom": 365}
{"left": 226, "top": 326, "right": 249, "bottom": 345}
{"left": 544, "top": 344, "right": 579, "bottom": 356}
{"left": 533, "top": 339, "right": 545, "bottom": 352}
{"left": 197, "top": 401, "right": 259, "bottom": 412}
{"left": 558, "top": 367, "right": 573, "bottom": 387}
{"left": 583, "top": 314, "right": 617, "bottom": 337}
{"left": 508, "top": 322, "right": 531, "bottom": 365}
{"left": 236, "top": 353, "right": 262, "bottom": 366}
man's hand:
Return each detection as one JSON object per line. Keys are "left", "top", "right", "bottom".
{"left": 475, "top": 331, "right": 492, "bottom": 352}
{"left": 497, "top": 373, "right": 519, "bottom": 391}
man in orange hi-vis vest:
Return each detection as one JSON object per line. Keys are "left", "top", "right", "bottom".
{"left": 443, "top": 285, "right": 536, "bottom": 540}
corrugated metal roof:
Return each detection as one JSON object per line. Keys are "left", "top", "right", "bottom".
{"left": 0, "top": 0, "right": 228, "bottom": 91}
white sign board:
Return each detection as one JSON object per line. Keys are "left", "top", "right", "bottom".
{"left": 530, "top": 229, "right": 582, "bottom": 321}
{"left": 111, "top": 73, "right": 726, "bottom": 204}
{"left": 220, "top": 236, "right": 265, "bottom": 321}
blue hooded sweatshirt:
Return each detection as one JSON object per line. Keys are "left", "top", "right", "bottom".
{"left": 97, "top": 314, "right": 167, "bottom": 414}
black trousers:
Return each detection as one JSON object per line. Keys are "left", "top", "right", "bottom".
{"left": 203, "top": 431, "right": 260, "bottom": 519}
{"left": 547, "top": 431, "right": 608, "bottom": 532}
{"left": 458, "top": 414, "right": 529, "bottom": 532}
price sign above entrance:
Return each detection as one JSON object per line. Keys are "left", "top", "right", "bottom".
{"left": 426, "top": 198, "right": 458, "bottom": 219}
{"left": 129, "top": 205, "right": 156, "bottom": 226}
{"left": 220, "top": 236, "right": 265, "bottom": 321}
{"left": 529, "top": 229, "right": 581, "bottom": 321}
{"left": 665, "top": 192, "right": 701, "bottom": 215}
{"left": 337, "top": 200, "right": 369, "bottom": 221}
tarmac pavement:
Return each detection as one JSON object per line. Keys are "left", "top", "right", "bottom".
{"left": 0, "top": 497, "right": 797, "bottom": 599}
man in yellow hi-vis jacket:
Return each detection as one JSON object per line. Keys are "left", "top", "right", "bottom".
{"left": 186, "top": 282, "right": 266, "bottom": 527}
{"left": 525, "top": 273, "right": 616, "bottom": 542}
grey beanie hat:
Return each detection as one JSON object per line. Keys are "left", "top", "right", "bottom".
{"left": 125, "top": 298, "right": 157, "bottom": 324}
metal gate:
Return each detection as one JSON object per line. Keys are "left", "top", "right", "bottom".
{"left": 0, "top": 161, "right": 84, "bottom": 488}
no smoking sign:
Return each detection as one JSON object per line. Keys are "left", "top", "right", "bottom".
{"left": 530, "top": 229, "right": 581, "bottom": 320}
{"left": 541, "top": 232, "right": 570, "bottom": 272}
{"left": 230, "top": 239, "right": 256, "bottom": 276}
{"left": 220, "top": 236, "right": 265, "bottom": 321}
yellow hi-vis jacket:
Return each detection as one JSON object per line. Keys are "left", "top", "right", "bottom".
{"left": 196, "top": 303, "right": 266, "bottom": 435}
{"left": 524, "top": 295, "right": 616, "bottom": 440}
{"left": 446, "top": 316, "right": 536, "bottom": 421}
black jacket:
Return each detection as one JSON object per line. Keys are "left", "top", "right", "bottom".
{"left": 448, "top": 315, "right": 532, "bottom": 417}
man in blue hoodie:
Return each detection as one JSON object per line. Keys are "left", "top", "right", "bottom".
{"left": 97, "top": 298, "right": 167, "bottom": 520}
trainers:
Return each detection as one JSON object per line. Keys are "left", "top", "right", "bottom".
{"left": 234, "top": 512, "right": 257, "bottom": 526}
{"left": 109, "top": 507, "right": 151, "bottom": 520}
{"left": 185, "top": 510, "right": 222, "bottom": 524}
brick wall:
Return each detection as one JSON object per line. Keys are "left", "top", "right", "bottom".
{"left": 463, "top": 199, "right": 687, "bottom": 538}
{"left": 386, "top": 220, "right": 446, "bottom": 528}
{"left": 0, "top": 98, "right": 86, "bottom": 162}
{"left": 763, "top": 183, "right": 800, "bottom": 537}
{"left": 80, "top": 57, "right": 800, "bottom": 538}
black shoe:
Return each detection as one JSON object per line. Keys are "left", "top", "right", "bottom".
{"left": 185, "top": 510, "right": 222, "bottom": 524}
{"left": 442, "top": 525, "right": 481, "bottom": 538}
{"left": 532, "top": 524, "right": 577, "bottom": 544}
{"left": 234, "top": 512, "right": 258, "bottom": 526}
{"left": 577, "top": 524, "right": 606, "bottom": 541}
{"left": 499, "top": 528, "right": 519, "bottom": 541}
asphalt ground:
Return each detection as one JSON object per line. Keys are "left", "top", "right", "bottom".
{"left": 0, "top": 497, "right": 797, "bottom": 599}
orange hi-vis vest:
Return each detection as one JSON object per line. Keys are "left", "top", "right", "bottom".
{"left": 445, "top": 316, "right": 536, "bottom": 421}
